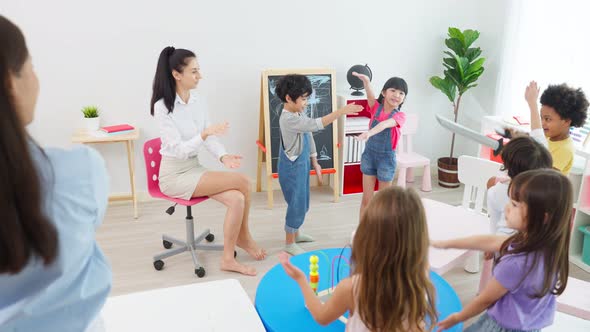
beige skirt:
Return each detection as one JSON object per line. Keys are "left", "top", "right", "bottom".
{"left": 158, "top": 156, "right": 207, "bottom": 200}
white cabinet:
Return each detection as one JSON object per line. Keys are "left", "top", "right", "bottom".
{"left": 337, "top": 93, "right": 371, "bottom": 195}
{"left": 571, "top": 149, "right": 590, "bottom": 273}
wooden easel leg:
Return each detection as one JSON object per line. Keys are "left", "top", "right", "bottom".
{"left": 126, "top": 140, "right": 138, "bottom": 219}
{"left": 267, "top": 176, "right": 273, "bottom": 209}
{"left": 256, "top": 150, "right": 262, "bottom": 192}
{"left": 333, "top": 172, "right": 339, "bottom": 203}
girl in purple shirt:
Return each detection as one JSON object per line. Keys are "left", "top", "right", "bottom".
{"left": 433, "top": 169, "right": 571, "bottom": 331}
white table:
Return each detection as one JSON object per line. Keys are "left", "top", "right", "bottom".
{"left": 545, "top": 311, "right": 590, "bottom": 331}
{"left": 556, "top": 277, "right": 590, "bottom": 320}
{"left": 423, "top": 198, "right": 490, "bottom": 274}
{"left": 72, "top": 128, "right": 140, "bottom": 219}
{"left": 101, "top": 279, "right": 265, "bottom": 332}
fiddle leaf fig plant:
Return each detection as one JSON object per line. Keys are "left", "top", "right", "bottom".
{"left": 430, "top": 27, "right": 485, "bottom": 161}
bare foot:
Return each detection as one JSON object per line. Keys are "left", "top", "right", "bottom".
{"left": 237, "top": 238, "right": 267, "bottom": 260}
{"left": 313, "top": 162, "right": 323, "bottom": 185}
{"left": 220, "top": 258, "right": 257, "bottom": 276}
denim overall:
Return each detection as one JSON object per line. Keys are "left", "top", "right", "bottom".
{"left": 278, "top": 132, "right": 311, "bottom": 233}
{"left": 360, "top": 105, "right": 398, "bottom": 182}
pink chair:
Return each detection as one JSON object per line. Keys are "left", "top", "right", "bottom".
{"left": 143, "top": 138, "right": 225, "bottom": 278}
{"left": 396, "top": 113, "right": 432, "bottom": 191}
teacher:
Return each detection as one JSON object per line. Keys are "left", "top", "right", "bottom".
{"left": 150, "top": 46, "right": 266, "bottom": 276}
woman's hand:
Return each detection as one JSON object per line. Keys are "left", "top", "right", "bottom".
{"left": 203, "top": 121, "right": 229, "bottom": 138}
{"left": 352, "top": 71, "right": 370, "bottom": 84}
{"left": 220, "top": 154, "right": 242, "bottom": 169}
{"left": 279, "top": 252, "right": 306, "bottom": 283}
{"left": 437, "top": 313, "right": 461, "bottom": 330}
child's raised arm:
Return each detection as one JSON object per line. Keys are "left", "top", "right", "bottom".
{"left": 278, "top": 252, "right": 352, "bottom": 326}
{"left": 431, "top": 235, "right": 509, "bottom": 253}
{"left": 321, "top": 103, "right": 362, "bottom": 127}
{"left": 352, "top": 72, "right": 376, "bottom": 108}
{"left": 355, "top": 118, "right": 398, "bottom": 142}
{"left": 525, "top": 81, "right": 542, "bottom": 131}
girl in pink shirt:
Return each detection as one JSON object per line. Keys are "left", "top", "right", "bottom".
{"left": 353, "top": 72, "right": 407, "bottom": 217}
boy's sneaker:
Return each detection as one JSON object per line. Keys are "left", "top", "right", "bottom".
{"left": 295, "top": 231, "right": 315, "bottom": 243}
{"left": 284, "top": 243, "right": 306, "bottom": 256}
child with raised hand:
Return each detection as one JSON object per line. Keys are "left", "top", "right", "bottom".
{"left": 479, "top": 136, "right": 553, "bottom": 290}
{"left": 279, "top": 186, "right": 437, "bottom": 331}
{"left": 525, "top": 80, "right": 589, "bottom": 175}
{"left": 352, "top": 72, "right": 407, "bottom": 218}
{"left": 434, "top": 168, "right": 572, "bottom": 331}
{"left": 276, "top": 74, "right": 362, "bottom": 255}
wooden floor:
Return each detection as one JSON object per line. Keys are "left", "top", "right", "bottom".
{"left": 97, "top": 179, "right": 590, "bottom": 325}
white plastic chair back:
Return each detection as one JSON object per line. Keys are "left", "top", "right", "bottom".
{"left": 458, "top": 155, "right": 503, "bottom": 213}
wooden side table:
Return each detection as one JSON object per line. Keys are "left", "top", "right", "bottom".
{"left": 71, "top": 128, "right": 140, "bottom": 219}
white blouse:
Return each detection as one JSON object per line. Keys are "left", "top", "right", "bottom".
{"left": 153, "top": 91, "right": 227, "bottom": 161}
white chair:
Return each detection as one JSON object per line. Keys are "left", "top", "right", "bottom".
{"left": 396, "top": 113, "right": 432, "bottom": 191}
{"left": 457, "top": 155, "right": 503, "bottom": 273}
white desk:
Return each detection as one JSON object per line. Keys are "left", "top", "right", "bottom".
{"left": 101, "top": 279, "right": 265, "bottom": 332}
{"left": 545, "top": 311, "right": 590, "bottom": 331}
{"left": 423, "top": 198, "right": 490, "bottom": 274}
{"left": 72, "top": 128, "right": 140, "bottom": 218}
{"left": 556, "top": 277, "right": 590, "bottom": 320}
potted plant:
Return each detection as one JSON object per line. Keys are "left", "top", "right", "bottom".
{"left": 429, "top": 27, "right": 486, "bottom": 188}
{"left": 81, "top": 105, "right": 100, "bottom": 131}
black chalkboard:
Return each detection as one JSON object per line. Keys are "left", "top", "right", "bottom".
{"left": 266, "top": 74, "right": 335, "bottom": 173}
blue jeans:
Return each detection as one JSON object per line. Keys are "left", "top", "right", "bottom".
{"left": 465, "top": 312, "right": 540, "bottom": 332}
{"left": 278, "top": 133, "right": 310, "bottom": 234}
{"left": 360, "top": 148, "right": 397, "bottom": 182}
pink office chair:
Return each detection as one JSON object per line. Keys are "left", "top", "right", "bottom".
{"left": 143, "top": 138, "right": 225, "bottom": 278}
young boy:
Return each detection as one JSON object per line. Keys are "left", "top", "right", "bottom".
{"left": 275, "top": 74, "right": 362, "bottom": 255}
{"left": 525, "top": 81, "right": 589, "bottom": 175}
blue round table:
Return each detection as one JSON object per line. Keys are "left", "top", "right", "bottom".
{"left": 255, "top": 248, "right": 462, "bottom": 331}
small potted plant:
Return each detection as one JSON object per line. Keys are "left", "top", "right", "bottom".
{"left": 81, "top": 105, "right": 100, "bottom": 131}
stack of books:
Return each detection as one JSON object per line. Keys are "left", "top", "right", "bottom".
{"left": 100, "top": 124, "right": 135, "bottom": 135}
{"left": 345, "top": 135, "right": 365, "bottom": 163}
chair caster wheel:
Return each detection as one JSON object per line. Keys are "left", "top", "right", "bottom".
{"left": 195, "top": 267, "right": 206, "bottom": 278}
{"left": 163, "top": 240, "right": 172, "bottom": 249}
{"left": 234, "top": 250, "right": 237, "bottom": 258}
{"left": 154, "top": 260, "right": 164, "bottom": 271}
{"left": 205, "top": 233, "right": 214, "bottom": 242}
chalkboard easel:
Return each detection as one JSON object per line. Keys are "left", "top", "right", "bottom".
{"left": 256, "top": 69, "right": 340, "bottom": 208}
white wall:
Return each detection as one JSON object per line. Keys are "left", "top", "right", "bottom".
{"left": 494, "top": 0, "right": 590, "bottom": 120}
{"left": 3, "top": 0, "right": 509, "bottom": 194}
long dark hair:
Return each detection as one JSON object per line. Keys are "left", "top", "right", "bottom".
{"left": 150, "top": 46, "right": 196, "bottom": 115}
{"left": 0, "top": 15, "right": 57, "bottom": 274}
{"left": 499, "top": 169, "right": 572, "bottom": 297}
{"left": 352, "top": 186, "right": 437, "bottom": 331}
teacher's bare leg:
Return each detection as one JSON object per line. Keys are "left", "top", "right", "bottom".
{"left": 194, "top": 172, "right": 266, "bottom": 260}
